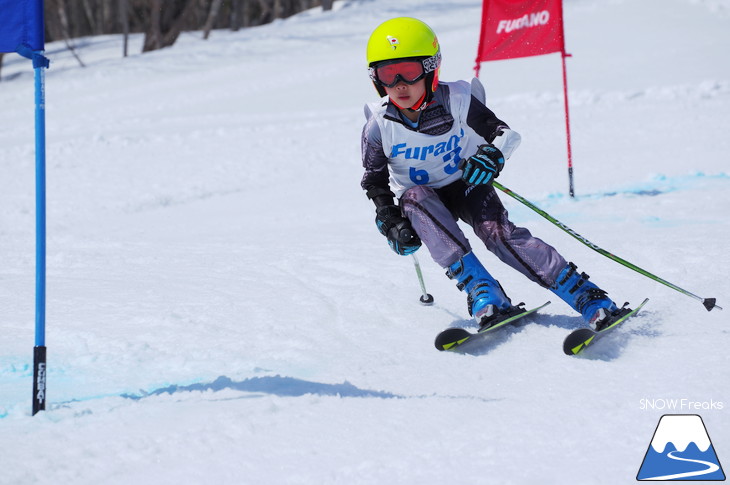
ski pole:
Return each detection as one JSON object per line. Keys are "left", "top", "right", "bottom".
{"left": 492, "top": 181, "right": 722, "bottom": 312}
{"left": 411, "top": 253, "right": 434, "bottom": 305}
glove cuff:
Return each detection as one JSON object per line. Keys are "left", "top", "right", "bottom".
{"left": 366, "top": 187, "right": 396, "bottom": 208}
{"left": 491, "top": 128, "right": 521, "bottom": 160}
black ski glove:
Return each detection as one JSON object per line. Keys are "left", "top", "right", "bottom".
{"left": 459, "top": 144, "right": 505, "bottom": 186}
{"left": 375, "top": 205, "right": 421, "bottom": 256}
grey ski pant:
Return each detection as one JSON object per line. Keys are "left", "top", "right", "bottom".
{"left": 400, "top": 181, "right": 567, "bottom": 288}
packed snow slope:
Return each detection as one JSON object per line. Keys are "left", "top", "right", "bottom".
{"left": 1, "top": 0, "right": 729, "bottom": 483}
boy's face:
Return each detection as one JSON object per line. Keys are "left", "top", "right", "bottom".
{"left": 383, "top": 78, "right": 426, "bottom": 111}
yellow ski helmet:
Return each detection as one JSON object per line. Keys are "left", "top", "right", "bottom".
{"left": 366, "top": 17, "right": 441, "bottom": 109}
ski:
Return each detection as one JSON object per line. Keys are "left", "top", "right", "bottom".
{"left": 435, "top": 301, "right": 551, "bottom": 352}
{"left": 563, "top": 298, "right": 650, "bottom": 355}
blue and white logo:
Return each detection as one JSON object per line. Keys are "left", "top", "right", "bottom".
{"left": 637, "top": 414, "right": 725, "bottom": 481}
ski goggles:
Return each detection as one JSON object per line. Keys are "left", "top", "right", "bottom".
{"left": 370, "top": 59, "right": 427, "bottom": 88}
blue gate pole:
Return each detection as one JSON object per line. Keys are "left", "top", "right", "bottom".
{"left": 30, "top": 50, "right": 50, "bottom": 415}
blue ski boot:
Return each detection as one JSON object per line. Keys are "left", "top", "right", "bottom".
{"left": 446, "top": 252, "right": 512, "bottom": 328}
{"left": 552, "top": 262, "right": 619, "bottom": 330}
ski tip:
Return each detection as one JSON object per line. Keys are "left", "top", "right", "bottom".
{"left": 434, "top": 327, "right": 470, "bottom": 351}
{"left": 562, "top": 328, "right": 594, "bottom": 356}
{"left": 564, "top": 339, "right": 590, "bottom": 356}
{"left": 703, "top": 298, "right": 722, "bottom": 312}
{"left": 626, "top": 298, "right": 649, "bottom": 313}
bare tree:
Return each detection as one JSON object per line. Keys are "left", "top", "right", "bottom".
{"left": 203, "top": 0, "right": 223, "bottom": 40}
{"left": 142, "top": 0, "right": 197, "bottom": 53}
{"left": 144, "top": 0, "right": 164, "bottom": 51}
{"left": 81, "top": 0, "right": 98, "bottom": 35}
{"left": 56, "top": 0, "right": 86, "bottom": 67}
{"left": 230, "top": 0, "right": 243, "bottom": 31}
{"left": 120, "top": 0, "right": 130, "bottom": 57}
{"left": 254, "top": 0, "right": 273, "bottom": 25}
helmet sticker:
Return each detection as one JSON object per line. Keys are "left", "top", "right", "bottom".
{"left": 422, "top": 50, "right": 441, "bottom": 73}
{"left": 386, "top": 35, "right": 399, "bottom": 49}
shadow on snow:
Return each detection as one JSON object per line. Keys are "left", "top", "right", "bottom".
{"left": 121, "top": 375, "right": 402, "bottom": 401}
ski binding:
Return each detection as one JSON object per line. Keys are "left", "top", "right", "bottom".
{"left": 435, "top": 301, "right": 551, "bottom": 352}
{"left": 563, "top": 298, "right": 649, "bottom": 355}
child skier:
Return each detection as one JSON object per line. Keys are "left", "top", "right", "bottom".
{"left": 361, "top": 17, "right": 628, "bottom": 330}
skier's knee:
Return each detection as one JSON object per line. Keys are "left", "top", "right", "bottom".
{"left": 401, "top": 185, "right": 437, "bottom": 206}
{"left": 400, "top": 185, "right": 438, "bottom": 218}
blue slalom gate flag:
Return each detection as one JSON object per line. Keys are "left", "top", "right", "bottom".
{"left": 0, "top": 0, "right": 45, "bottom": 53}
{"left": 2, "top": 0, "right": 50, "bottom": 416}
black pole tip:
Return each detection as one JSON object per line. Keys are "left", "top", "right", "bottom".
{"left": 703, "top": 298, "right": 722, "bottom": 312}
{"left": 420, "top": 294, "right": 434, "bottom": 306}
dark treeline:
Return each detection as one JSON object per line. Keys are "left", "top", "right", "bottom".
{"left": 1, "top": 0, "right": 335, "bottom": 79}
{"left": 44, "top": 0, "right": 335, "bottom": 52}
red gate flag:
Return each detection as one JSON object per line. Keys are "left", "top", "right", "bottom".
{"left": 475, "top": 0, "right": 576, "bottom": 197}
{"left": 476, "top": 0, "right": 564, "bottom": 63}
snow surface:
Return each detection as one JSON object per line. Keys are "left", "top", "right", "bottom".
{"left": 1, "top": 0, "right": 729, "bottom": 483}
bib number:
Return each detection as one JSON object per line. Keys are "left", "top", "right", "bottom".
{"left": 407, "top": 146, "right": 462, "bottom": 185}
